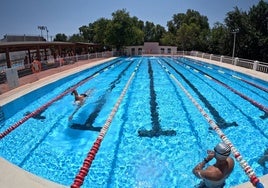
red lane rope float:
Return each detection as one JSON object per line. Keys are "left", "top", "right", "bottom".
{"left": 0, "top": 82, "right": 86, "bottom": 140}
{"left": 71, "top": 60, "right": 142, "bottom": 188}
{"left": 157, "top": 60, "right": 264, "bottom": 188}
{"left": 0, "top": 61, "right": 120, "bottom": 140}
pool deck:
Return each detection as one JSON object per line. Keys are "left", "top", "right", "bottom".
{"left": 0, "top": 56, "right": 267, "bottom": 187}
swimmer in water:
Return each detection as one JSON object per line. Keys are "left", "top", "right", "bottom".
{"left": 71, "top": 89, "right": 88, "bottom": 105}
{"left": 192, "top": 142, "right": 234, "bottom": 188}
{"left": 69, "top": 89, "right": 94, "bottom": 120}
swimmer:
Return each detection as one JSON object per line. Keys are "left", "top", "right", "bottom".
{"left": 193, "top": 142, "right": 234, "bottom": 188}
{"left": 69, "top": 89, "right": 94, "bottom": 120}
{"left": 71, "top": 89, "right": 88, "bottom": 105}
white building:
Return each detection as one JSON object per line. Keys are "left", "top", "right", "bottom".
{"left": 125, "top": 42, "right": 177, "bottom": 56}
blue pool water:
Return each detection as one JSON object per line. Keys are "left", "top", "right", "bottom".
{"left": 0, "top": 56, "right": 267, "bottom": 187}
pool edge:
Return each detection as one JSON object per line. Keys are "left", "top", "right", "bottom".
{"left": 0, "top": 157, "right": 67, "bottom": 188}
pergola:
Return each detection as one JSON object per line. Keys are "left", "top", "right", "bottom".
{"left": 0, "top": 41, "right": 100, "bottom": 68}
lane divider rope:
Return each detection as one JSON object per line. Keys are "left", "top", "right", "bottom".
{"left": 157, "top": 59, "right": 264, "bottom": 188}
{"left": 71, "top": 59, "right": 142, "bottom": 188}
{"left": 183, "top": 57, "right": 268, "bottom": 93}
{"left": 175, "top": 58, "right": 268, "bottom": 114}
{"left": 0, "top": 60, "right": 120, "bottom": 140}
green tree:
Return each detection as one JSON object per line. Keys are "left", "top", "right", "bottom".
{"left": 225, "top": 7, "right": 249, "bottom": 58}
{"left": 68, "top": 34, "right": 84, "bottom": 42}
{"left": 208, "top": 22, "right": 229, "bottom": 55}
{"left": 248, "top": 0, "right": 268, "bottom": 62}
{"left": 93, "top": 18, "right": 110, "bottom": 45}
{"left": 54, "top": 33, "right": 68, "bottom": 42}
{"left": 105, "top": 9, "right": 144, "bottom": 50}
{"left": 79, "top": 24, "right": 94, "bottom": 43}
{"left": 144, "top": 22, "right": 166, "bottom": 42}
{"left": 160, "top": 32, "right": 176, "bottom": 46}
{"left": 166, "top": 9, "right": 210, "bottom": 51}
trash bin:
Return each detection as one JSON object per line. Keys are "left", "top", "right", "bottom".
{"left": 5, "top": 68, "right": 19, "bottom": 89}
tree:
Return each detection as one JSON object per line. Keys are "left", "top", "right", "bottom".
{"left": 225, "top": 1, "right": 268, "bottom": 62}
{"left": 160, "top": 32, "right": 176, "bottom": 46}
{"left": 105, "top": 9, "right": 144, "bottom": 50}
{"left": 166, "top": 9, "right": 210, "bottom": 51}
{"left": 68, "top": 34, "right": 84, "bottom": 42}
{"left": 143, "top": 21, "right": 166, "bottom": 42}
{"left": 208, "top": 22, "right": 229, "bottom": 55}
{"left": 248, "top": 0, "right": 268, "bottom": 62}
{"left": 93, "top": 18, "right": 110, "bottom": 45}
{"left": 54, "top": 33, "right": 68, "bottom": 42}
{"left": 79, "top": 24, "right": 94, "bottom": 43}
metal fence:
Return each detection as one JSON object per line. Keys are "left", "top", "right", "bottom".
{"left": 0, "top": 51, "right": 113, "bottom": 85}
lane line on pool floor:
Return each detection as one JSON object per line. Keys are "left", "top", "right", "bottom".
{"left": 157, "top": 59, "right": 264, "bottom": 188}
{"left": 0, "top": 59, "right": 123, "bottom": 139}
{"left": 175, "top": 58, "right": 268, "bottom": 115}
{"left": 71, "top": 59, "right": 142, "bottom": 188}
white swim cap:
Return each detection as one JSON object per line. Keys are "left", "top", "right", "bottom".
{"left": 214, "top": 142, "right": 231, "bottom": 160}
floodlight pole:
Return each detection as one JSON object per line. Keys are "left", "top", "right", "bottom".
{"left": 45, "top": 27, "right": 49, "bottom": 41}
{"left": 38, "top": 26, "right": 48, "bottom": 41}
{"left": 231, "top": 29, "right": 239, "bottom": 64}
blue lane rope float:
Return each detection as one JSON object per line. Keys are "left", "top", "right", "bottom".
{"left": 71, "top": 59, "right": 142, "bottom": 188}
{"left": 157, "top": 59, "right": 264, "bottom": 188}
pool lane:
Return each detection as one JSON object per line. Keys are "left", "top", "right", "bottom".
{"left": 0, "top": 58, "right": 123, "bottom": 139}
{"left": 180, "top": 57, "right": 268, "bottom": 102}
{"left": 184, "top": 57, "right": 268, "bottom": 93}
{"left": 71, "top": 58, "right": 142, "bottom": 188}
{"left": 70, "top": 59, "right": 135, "bottom": 130}
{"left": 176, "top": 58, "right": 268, "bottom": 115}
{"left": 156, "top": 59, "right": 265, "bottom": 188}
{"left": 161, "top": 58, "right": 238, "bottom": 129}
{"left": 13, "top": 58, "right": 137, "bottom": 164}
{"left": 163, "top": 58, "right": 268, "bottom": 140}
{"left": 0, "top": 55, "right": 268, "bottom": 188}
{"left": 138, "top": 58, "right": 176, "bottom": 137}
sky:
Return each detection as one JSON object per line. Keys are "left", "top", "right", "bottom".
{"left": 0, "top": 0, "right": 263, "bottom": 40}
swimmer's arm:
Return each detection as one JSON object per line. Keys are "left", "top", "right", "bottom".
{"left": 192, "top": 159, "right": 208, "bottom": 179}
{"left": 193, "top": 150, "right": 214, "bottom": 179}
{"left": 193, "top": 164, "right": 224, "bottom": 181}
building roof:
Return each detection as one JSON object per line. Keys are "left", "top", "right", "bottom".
{"left": 0, "top": 41, "right": 99, "bottom": 53}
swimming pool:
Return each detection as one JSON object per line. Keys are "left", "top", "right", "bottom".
{"left": 0, "top": 56, "right": 267, "bottom": 187}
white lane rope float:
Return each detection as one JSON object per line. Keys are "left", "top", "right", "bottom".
{"left": 71, "top": 59, "right": 142, "bottom": 188}
{"left": 157, "top": 59, "right": 264, "bottom": 188}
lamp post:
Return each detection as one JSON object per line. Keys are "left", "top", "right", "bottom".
{"left": 45, "top": 27, "right": 49, "bottom": 41}
{"left": 38, "top": 26, "right": 48, "bottom": 40}
{"left": 231, "top": 28, "right": 239, "bottom": 64}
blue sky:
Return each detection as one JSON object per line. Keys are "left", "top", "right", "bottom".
{"left": 0, "top": 0, "right": 262, "bottom": 39}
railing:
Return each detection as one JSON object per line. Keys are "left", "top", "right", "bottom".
{"left": 0, "top": 51, "right": 113, "bottom": 88}
{"left": 0, "top": 51, "right": 113, "bottom": 72}
{"left": 184, "top": 51, "right": 268, "bottom": 74}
